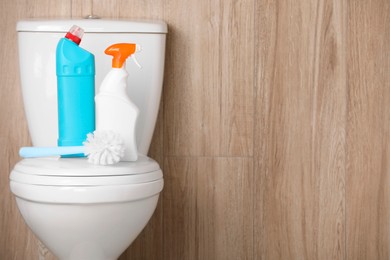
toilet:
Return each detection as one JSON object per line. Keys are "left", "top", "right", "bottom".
{"left": 9, "top": 19, "right": 167, "bottom": 260}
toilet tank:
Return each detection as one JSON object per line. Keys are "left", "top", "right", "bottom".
{"left": 17, "top": 19, "right": 167, "bottom": 155}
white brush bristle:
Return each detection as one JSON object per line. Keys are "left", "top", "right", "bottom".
{"left": 83, "top": 130, "right": 125, "bottom": 165}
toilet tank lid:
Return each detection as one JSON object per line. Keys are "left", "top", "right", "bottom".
{"left": 17, "top": 19, "right": 167, "bottom": 33}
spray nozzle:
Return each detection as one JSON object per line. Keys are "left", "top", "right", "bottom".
{"left": 105, "top": 43, "right": 142, "bottom": 69}
{"left": 65, "top": 25, "right": 84, "bottom": 45}
{"left": 131, "top": 45, "right": 142, "bottom": 68}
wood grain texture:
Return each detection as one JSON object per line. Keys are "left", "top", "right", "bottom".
{"left": 163, "top": 157, "right": 253, "bottom": 260}
{"left": 254, "top": 0, "right": 346, "bottom": 259}
{"left": 117, "top": 0, "right": 164, "bottom": 20}
{"left": 71, "top": 0, "right": 92, "bottom": 18}
{"left": 90, "top": 0, "right": 120, "bottom": 19}
{"left": 163, "top": 158, "right": 197, "bottom": 260}
{"left": 1, "top": 0, "right": 389, "bottom": 259}
{"left": 346, "top": 0, "right": 390, "bottom": 259}
{"left": 163, "top": 0, "right": 254, "bottom": 157}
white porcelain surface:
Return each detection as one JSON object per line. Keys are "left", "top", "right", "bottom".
{"left": 14, "top": 193, "right": 160, "bottom": 260}
{"left": 11, "top": 171, "right": 162, "bottom": 186}
{"left": 17, "top": 19, "right": 167, "bottom": 154}
{"left": 12, "top": 155, "right": 160, "bottom": 176}
{"left": 10, "top": 156, "right": 163, "bottom": 259}
{"left": 17, "top": 19, "right": 167, "bottom": 33}
{"left": 10, "top": 176, "right": 163, "bottom": 203}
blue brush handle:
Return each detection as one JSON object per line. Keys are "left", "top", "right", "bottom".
{"left": 19, "top": 146, "right": 85, "bottom": 158}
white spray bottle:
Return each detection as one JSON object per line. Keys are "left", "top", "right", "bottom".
{"left": 95, "top": 43, "right": 141, "bottom": 161}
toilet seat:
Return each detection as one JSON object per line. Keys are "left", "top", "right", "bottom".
{"left": 10, "top": 155, "right": 164, "bottom": 204}
{"left": 10, "top": 155, "right": 162, "bottom": 186}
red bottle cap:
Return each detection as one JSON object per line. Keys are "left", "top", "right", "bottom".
{"left": 65, "top": 25, "right": 84, "bottom": 45}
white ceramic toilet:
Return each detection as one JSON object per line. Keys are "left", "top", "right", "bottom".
{"left": 10, "top": 19, "right": 167, "bottom": 260}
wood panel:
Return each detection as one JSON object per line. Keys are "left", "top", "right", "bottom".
{"left": 254, "top": 0, "right": 347, "bottom": 259}
{"left": 1, "top": 0, "right": 389, "bottom": 259}
{"left": 71, "top": 0, "right": 92, "bottom": 18}
{"left": 163, "top": 157, "right": 253, "bottom": 260}
{"left": 162, "top": 158, "right": 197, "bottom": 260}
{"left": 163, "top": 0, "right": 254, "bottom": 157}
{"left": 117, "top": 0, "right": 164, "bottom": 20}
{"left": 90, "top": 0, "right": 120, "bottom": 19}
{"left": 346, "top": 0, "right": 390, "bottom": 259}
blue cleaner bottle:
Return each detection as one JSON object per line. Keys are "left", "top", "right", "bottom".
{"left": 56, "top": 25, "right": 95, "bottom": 156}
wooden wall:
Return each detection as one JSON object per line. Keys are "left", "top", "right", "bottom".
{"left": 0, "top": 0, "right": 389, "bottom": 259}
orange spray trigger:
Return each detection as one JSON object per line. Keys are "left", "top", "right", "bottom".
{"left": 105, "top": 43, "right": 140, "bottom": 68}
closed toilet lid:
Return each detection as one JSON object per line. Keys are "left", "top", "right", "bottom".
{"left": 10, "top": 155, "right": 162, "bottom": 186}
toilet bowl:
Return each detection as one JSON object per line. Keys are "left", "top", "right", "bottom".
{"left": 10, "top": 155, "right": 163, "bottom": 260}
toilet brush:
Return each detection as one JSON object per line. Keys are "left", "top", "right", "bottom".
{"left": 19, "top": 130, "right": 125, "bottom": 165}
